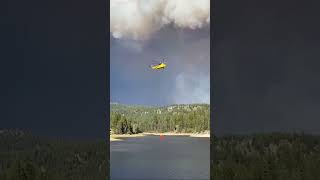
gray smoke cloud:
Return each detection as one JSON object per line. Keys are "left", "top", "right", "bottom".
{"left": 110, "top": 0, "right": 210, "bottom": 105}
{"left": 110, "top": 0, "right": 210, "bottom": 40}
{"left": 173, "top": 72, "right": 210, "bottom": 104}
{"left": 170, "top": 36, "right": 210, "bottom": 104}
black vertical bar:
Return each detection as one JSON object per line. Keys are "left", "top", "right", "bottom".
{"left": 105, "top": 0, "right": 110, "bottom": 179}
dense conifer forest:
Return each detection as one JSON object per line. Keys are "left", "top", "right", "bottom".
{"left": 0, "top": 130, "right": 108, "bottom": 180}
{"left": 212, "top": 133, "right": 320, "bottom": 180}
{"left": 110, "top": 103, "right": 210, "bottom": 134}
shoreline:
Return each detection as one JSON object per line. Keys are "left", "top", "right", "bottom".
{"left": 110, "top": 132, "right": 210, "bottom": 142}
{"left": 110, "top": 133, "right": 146, "bottom": 141}
{"left": 142, "top": 132, "right": 210, "bottom": 137}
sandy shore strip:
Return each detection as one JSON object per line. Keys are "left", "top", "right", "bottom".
{"left": 110, "top": 137, "right": 123, "bottom": 141}
{"left": 110, "top": 133, "right": 146, "bottom": 142}
{"left": 142, "top": 132, "right": 210, "bottom": 137}
{"left": 110, "top": 132, "right": 210, "bottom": 141}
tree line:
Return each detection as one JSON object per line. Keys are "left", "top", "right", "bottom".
{"left": 212, "top": 133, "right": 320, "bottom": 180}
{"left": 0, "top": 130, "right": 108, "bottom": 180}
{"left": 110, "top": 104, "right": 210, "bottom": 134}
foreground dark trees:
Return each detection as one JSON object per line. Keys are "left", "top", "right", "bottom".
{"left": 212, "top": 133, "right": 320, "bottom": 180}
{"left": 0, "top": 130, "right": 108, "bottom": 180}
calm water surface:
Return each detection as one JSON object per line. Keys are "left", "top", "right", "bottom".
{"left": 111, "top": 135, "right": 209, "bottom": 180}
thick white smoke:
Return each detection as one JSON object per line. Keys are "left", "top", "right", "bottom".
{"left": 110, "top": 0, "right": 210, "bottom": 40}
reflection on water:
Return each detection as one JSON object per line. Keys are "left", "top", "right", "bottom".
{"left": 111, "top": 135, "right": 209, "bottom": 180}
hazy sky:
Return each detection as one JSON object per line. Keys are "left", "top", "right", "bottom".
{"left": 110, "top": 0, "right": 210, "bottom": 106}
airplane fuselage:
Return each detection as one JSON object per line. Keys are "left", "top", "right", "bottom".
{"left": 151, "top": 63, "right": 166, "bottom": 70}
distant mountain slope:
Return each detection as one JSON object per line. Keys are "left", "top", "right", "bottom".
{"left": 110, "top": 103, "right": 210, "bottom": 115}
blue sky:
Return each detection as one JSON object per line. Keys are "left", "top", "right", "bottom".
{"left": 110, "top": 27, "right": 210, "bottom": 106}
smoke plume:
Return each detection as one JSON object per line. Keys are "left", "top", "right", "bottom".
{"left": 170, "top": 36, "right": 210, "bottom": 104}
{"left": 110, "top": 0, "right": 210, "bottom": 105}
{"left": 173, "top": 72, "right": 210, "bottom": 104}
{"left": 110, "top": 0, "right": 210, "bottom": 40}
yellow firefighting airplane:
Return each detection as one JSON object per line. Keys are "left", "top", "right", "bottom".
{"left": 149, "top": 59, "right": 167, "bottom": 70}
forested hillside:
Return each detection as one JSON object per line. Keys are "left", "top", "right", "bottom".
{"left": 212, "top": 133, "right": 320, "bottom": 180}
{"left": 110, "top": 103, "right": 210, "bottom": 134}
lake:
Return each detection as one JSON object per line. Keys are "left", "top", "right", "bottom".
{"left": 110, "top": 135, "right": 210, "bottom": 180}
